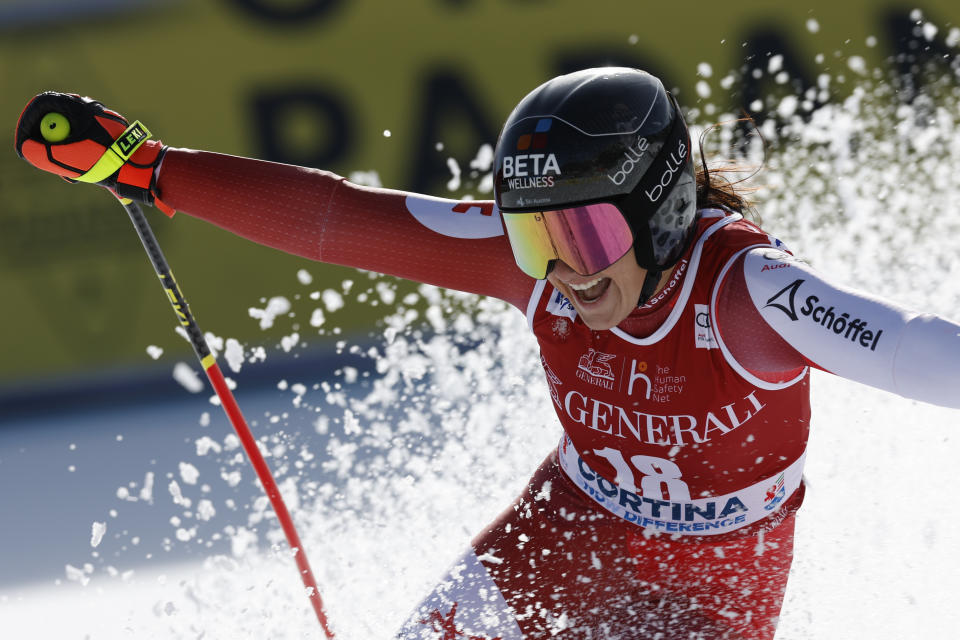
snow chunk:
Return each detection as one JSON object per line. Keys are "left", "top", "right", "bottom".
{"left": 204, "top": 332, "right": 224, "bottom": 358}
{"left": 175, "top": 528, "right": 195, "bottom": 542}
{"left": 223, "top": 434, "right": 240, "bottom": 451}
{"left": 768, "top": 54, "right": 783, "bottom": 74}
{"left": 224, "top": 338, "right": 244, "bottom": 373}
{"left": 90, "top": 522, "right": 107, "bottom": 548}
{"left": 347, "top": 170, "right": 382, "bottom": 187}
{"left": 847, "top": 56, "right": 867, "bottom": 75}
{"left": 197, "top": 499, "right": 216, "bottom": 521}
{"left": 806, "top": 18, "right": 820, "bottom": 33}
{"left": 376, "top": 282, "right": 396, "bottom": 305}
{"left": 777, "top": 95, "right": 799, "bottom": 118}
{"left": 446, "top": 157, "right": 461, "bottom": 191}
{"left": 248, "top": 296, "right": 291, "bottom": 329}
{"left": 947, "top": 27, "right": 960, "bottom": 48}
{"left": 322, "top": 290, "right": 344, "bottom": 312}
{"left": 222, "top": 470, "right": 242, "bottom": 487}
{"left": 65, "top": 564, "right": 89, "bottom": 586}
{"left": 169, "top": 480, "right": 190, "bottom": 507}
{"left": 342, "top": 366, "right": 358, "bottom": 384}
{"left": 280, "top": 332, "right": 300, "bottom": 352}
{"left": 146, "top": 345, "right": 164, "bottom": 360}
{"left": 469, "top": 144, "right": 494, "bottom": 171}
{"left": 296, "top": 269, "right": 313, "bottom": 285}
{"left": 310, "top": 308, "right": 326, "bottom": 327}
{"left": 534, "top": 480, "right": 552, "bottom": 502}
{"left": 173, "top": 362, "right": 204, "bottom": 393}
{"left": 179, "top": 462, "right": 200, "bottom": 485}
{"left": 196, "top": 436, "right": 222, "bottom": 456}
{"left": 139, "top": 472, "right": 154, "bottom": 502}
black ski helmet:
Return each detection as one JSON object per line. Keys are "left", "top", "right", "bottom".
{"left": 494, "top": 67, "right": 697, "bottom": 277}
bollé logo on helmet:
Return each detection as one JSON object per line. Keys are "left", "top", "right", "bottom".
{"left": 644, "top": 137, "right": 688, "bottom": 203}
{"left": 503, "top": 118, "right": 561, "bottom": 190}
{"left": 607, "top": 136, "right": 650, "bottom": 186}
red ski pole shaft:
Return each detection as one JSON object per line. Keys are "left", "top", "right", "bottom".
{"left": 120, "top": 198, "right": 335, "bottom": 638}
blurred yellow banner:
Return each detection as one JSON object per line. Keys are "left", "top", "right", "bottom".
{"left": 1, "top": 0, "right": 957, "bottom": 383}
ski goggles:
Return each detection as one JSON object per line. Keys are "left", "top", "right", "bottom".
{"left": 501, "top": 97, "right": 691, "bottom": 280}
{"left": 502, "top": 202, "right": 634, "bottom": 279}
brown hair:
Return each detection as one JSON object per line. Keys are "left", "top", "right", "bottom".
{"left": 694, "top": 119, "right": 763, "bottom": 222}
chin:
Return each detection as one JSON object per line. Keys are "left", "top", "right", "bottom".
{"left": 577, "top": 310, "right": 620, "bottom": 331}
{"left": 567, "top": 292, "right": 630, "bottom": 331}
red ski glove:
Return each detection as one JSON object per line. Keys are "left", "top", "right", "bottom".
{"left": 15, "top": 91, "right": 175, "bottom": 216}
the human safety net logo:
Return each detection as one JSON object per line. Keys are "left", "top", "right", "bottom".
{"left": 502, "top": 118, "right": 561, "bottom": 190}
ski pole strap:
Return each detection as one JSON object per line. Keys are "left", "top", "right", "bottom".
{"left": 74, "top": 120, "right": 152, "bottom": 184}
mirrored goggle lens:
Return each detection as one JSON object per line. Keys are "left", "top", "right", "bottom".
{"left": 502, "top": 203, "right": 634, "bottom": 279}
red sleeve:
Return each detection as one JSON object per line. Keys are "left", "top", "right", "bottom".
{"left": 714, "top": 252, "right": 814, "bottom": 381}
{"left": 155, "top": 148, "right": 536, "bottom": 310}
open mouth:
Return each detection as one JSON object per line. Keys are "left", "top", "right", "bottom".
{"left": 568, "top": 277, "right": 611, "bottom": 304}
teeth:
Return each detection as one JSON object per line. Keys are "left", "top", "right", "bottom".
{"left": 569, "top": 277, "right": 604, "bottom": 291}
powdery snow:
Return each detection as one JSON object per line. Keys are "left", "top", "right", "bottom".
{"left": 90, "top": 522, "right": 106, "bottom": 548}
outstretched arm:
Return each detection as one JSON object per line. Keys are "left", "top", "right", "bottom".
{"left": 14, "top": 92, "right": 536, "bottom": 310}
{"left": 715, "top": 247, "right": 960, "bottom": 408}
{"left": 156, "top": 149, "right": 536, "bottom": 309}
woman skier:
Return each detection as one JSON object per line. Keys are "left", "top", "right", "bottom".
{"left": 16, "top": 67, "right": 960, "bottom": 639}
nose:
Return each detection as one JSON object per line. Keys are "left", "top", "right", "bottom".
{"left": 549, "top": 259, "right": 575, "bottom": 278}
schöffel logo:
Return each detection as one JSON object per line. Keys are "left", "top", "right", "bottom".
{"left": 503, "top": 118, "right": 561, "bottom": 190}
{"left": 764, "top": 279, "right": 884, "bottom": 350}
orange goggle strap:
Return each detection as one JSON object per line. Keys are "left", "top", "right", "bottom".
{"left": 73, "top": 120, "right": 152, "bottom": 185}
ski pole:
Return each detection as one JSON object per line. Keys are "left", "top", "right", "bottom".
{"left": 119, "top": 198, "right": 335, "bottom": 638}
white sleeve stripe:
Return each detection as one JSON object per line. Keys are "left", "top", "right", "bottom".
{"left": 526, "top": 279, "right": 547, "bottom": 333}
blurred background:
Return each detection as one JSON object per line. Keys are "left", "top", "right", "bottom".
{"left": 3, "top": 0, "right": 959, "bottom": 388}
{"left": 2, "top": 1, "right": 960, "bottom": 638}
